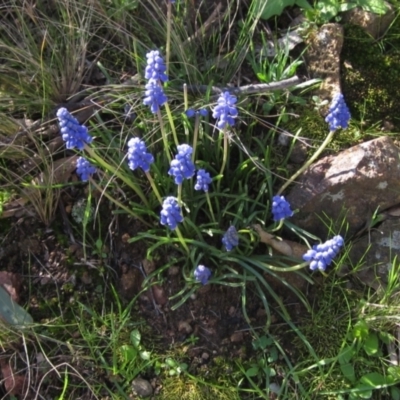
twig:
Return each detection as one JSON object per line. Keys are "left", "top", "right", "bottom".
{"left": 186, "top": 75, "right": 303, "bottom": 96}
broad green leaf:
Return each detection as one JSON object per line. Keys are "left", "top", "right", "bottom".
{"left": 246, "top": 367, "right": 259, "bottom": 377}
{"left": 295, "top": 0, "right": 312, "bottom": 9}
{"left": 360, "top": 372, "right": 387, "bottom": 387}
{"left": 339, "top": 3, "right": 358, "bottom": 12}
{"left": 119, "top": 345, "right": 137, "bottom": 362}
{"left": 130, "top": 329, "right": 141, "bottom": 348}
{"left": 260, "top": 0, "right": 296, "bottom": 20}
{"left": 140, "top": 351, "right": 151, "bottom": 360}
{"left": 391, "top": 386, "right": 400, "bottom": 400}
{"left": 0, "top": 286, "right": 33, "bottom": 327}
{"left": 352, "top": 320, "right": 369, "bottom": 340}
{"left": 340, "top": 363, "right": 356, "bottom": 383}
{"left": 339, "top": 345, "right": 355, "bottom": 364}
{"left": 388, "top": 366, "right": 400, "bottom": 380}
{"left": 353, "top": 383, "right": 373, "bottom": 399}
{"left": 357, "top": 0, "right": 388, "bottom": 14}
{"left": 363, "top": 332, "right": 379, "bottom": 356}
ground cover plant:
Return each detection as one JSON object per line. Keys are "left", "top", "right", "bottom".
{"left": 1, "top": 0, "right": 400, "bottom": 399}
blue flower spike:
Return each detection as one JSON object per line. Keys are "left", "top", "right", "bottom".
{"left": 194, "top": 265, "right": 212, "bottom": 285}
{"left": 303, "top": 235, "right": 344, "bottom": 271}
{"left": 168, "top": 144, "right": 196, "bottom": 184}
{"left": 76, "top": 157, "right": 96, "bottom": 182}
{"left": 212, "top": 91, "right": 238, "bottom": 130}
{"left": 143, "top": 80, "right": 168, "bottom": 114}
{"left": 222, "top": 225, "right": 239, "bottom": 251}
{"left": 145, "top": 50, "right": 168, "bottom": 83}
{"left": 271, "top": 195, "right": 294, "bottom": 221}
{"left": 185, "top": 109, "right": 196, "bottom": 118}
{"left": 194, "top": 169, "right": 212, "bottom": 192}
{"left": 57, "top": 107, "right": 93, "bottom": 150}
{"left": 325, "top": 93, "right": 351, "bottom": 132}
{"left": 127, "top": 138, "right": 154, "bottom": 173}
{"left": 160, "top": 197, "right": 184, "bottom": 230}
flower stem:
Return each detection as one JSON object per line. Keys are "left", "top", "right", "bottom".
{"left": 175, "top": 226, "right": 189, "bottom": 253}
{"left": 206, "top": 192, "right": 216, "bottom": 223}
{"left": 164, "top": 103, "right": 179, "bottom": 147}
{"left": 183, "top": 83, "right": 188, "bottom": 111}
{"left": 89, "top": 178, "right": 151, "bottom": 227}
{"left": 145, "top": 171, "right": 162, "bottom": 205}
{"left": 192, "top": 113, "right": 200, "bottom": 162}
{"left": 177, "top": 183, "right": 182, "bottom": 205}
{"left": 217, "top": 129, "right": 228, "bottom": 191}
{"left": 277, "top": 129, "right": 336, "bottom": 195}
{"left": 166, "top": 0, "right": 172, "bottom": 77}
{"left": 84, "top": 145, "right": 149, "bottom": 207}
{"left": 157, "top": 109, "right": 172, "bottom": 163}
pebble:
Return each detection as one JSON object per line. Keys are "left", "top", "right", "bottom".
{"left": 230, "top": 331, "right": 244, "bottom": 343}
{"left": 131, "top": 377, "right": 153, "bottom": 398}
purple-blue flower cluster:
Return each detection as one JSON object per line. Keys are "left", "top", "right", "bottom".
{"left": 271, "top": 195, "right": 293, "bottom": 221}
{"left": 143, "top": 80, "right": 168, "bottom": 114}
{"left": 222, "top": 225, "right": 239, "bottom": 251}
{"left": 76, "top": 157, "right": 96, "bottom": 182}
{"left": 160, "top": 197, "right": 183, "bottom": 229}
{"left": 185, "top": 108, "right": 208, "bottom": 118}
{"left": 127, "top": 138, "right": 154, "bottom": 172}
{"left": 194, "top": 265, "right": 211, "bottom": 285}
{"left": 168, "top": 144, "right": 196, "bottom": 184}
{"left": 325, "top": 93, "right": 351, "bottom": 132}
{"left": 143, "top": 51, "right": 168, "bottom": 114}
{"left": 303, "top": 235, "right": 344, "bottom": 271}
{"left": 57, "top": 108, "right": 93, "bottom": 150}
{"left": 212, "top": 91, "right": 238, "bottom": 129}
{"left": 194, "top": 169, "right": 212, "bottom": 192}
{"left": 145, "top": 50, "right": 168, "bottom": 83}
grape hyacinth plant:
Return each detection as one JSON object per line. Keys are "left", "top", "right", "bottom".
{"left": 194, "top": 265, "right": 212, "bottom": 285}
{"left": 145, "top": 50, "right": 168, "bottom": 83}
{"left": 185, "top": 108, "right": 208, "bottom": 118}
{"left": 168, "top": 144, "right": 196, "bottom": 184}
{"left": 271, "top": 195, "right": 294, "bottom": 221}
{"left": 127, "top": 138, "right": 154, "bottom": 173}
{"left": 194, "top": 169, "right": 212, "bottom": 192}
{"left": 57, "top": 107, "right": 93, "bottom": 150}
{"left": 76, "top": 157, "right": 96, "bottom": 182}
{"left": 303, "top": 235, "right": 344, "bottom": 271}
{"left": 160, "top": 196, "right": 183, "bottom": 230}
{"left": 325, "top": 93, "right": 351, "bottom": 132}
{"left": 143, "top": 80, "right": 168, "bottom": 114}
{"left": 212, "top": 91, "right": 238, "bottom": 130}
{"left": 222, "top": 226, "right": 239, "bottom": 251}
{"left": 213, "top": 91, "right": 238, "bottom": 179}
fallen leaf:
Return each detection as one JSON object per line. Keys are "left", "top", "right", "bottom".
{"left": 0, "top": 271, "right": 22, "bottom": 302}
{"left": 253, "top": 224, "right": 307, "bottom": 259}
{"left": 0, "top": 358, "right": 26, "bottom": 396}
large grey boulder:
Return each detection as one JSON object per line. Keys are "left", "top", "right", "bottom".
{"left": 287, "top": 136, "right": 400, "bottom": 239}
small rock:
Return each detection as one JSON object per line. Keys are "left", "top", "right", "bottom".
{"left": 142, "top": 259, "right": 155, "bottom": 274}
{"left": 131, "top": 377, "right": 153, "bottom": 398}
{"left": 121, "top": 233, "right": 130, "bottom": 243}
{"left": 152, "top": 284, "right": 167, "bottom": 306}
{"left": 167, "top": 266, "right": 180, "bottom": 276}
{"left": 178, "top": 320, "right": 193, "bottom": 334}
{"left": 230, "top": 331, "right": 244, "bottom": 343}
{"left": 201, "top": 352, "right": 210, "bottom": 361}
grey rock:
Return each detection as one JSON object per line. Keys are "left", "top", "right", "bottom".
{"left": 131, "top": 377, "right": 153, "bottom": 398}
{"left": 287, "top": 136, "right": 400, "bottom": 238}
{"left": 346, "top": 219, "right": 400, "bottom": 290}
{"left": 342, "top": 2, "right": 395, "bottom": 39}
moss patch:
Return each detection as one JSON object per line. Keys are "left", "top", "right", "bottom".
{"left": 341, "top": 23, "right": 400, "bottom": 130}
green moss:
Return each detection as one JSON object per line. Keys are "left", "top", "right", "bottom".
{"left": 280, "top": 105, "right": 358, "bottom": 155}
{"left": 341, "top": 24, "right": 400, "bottom": 130}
